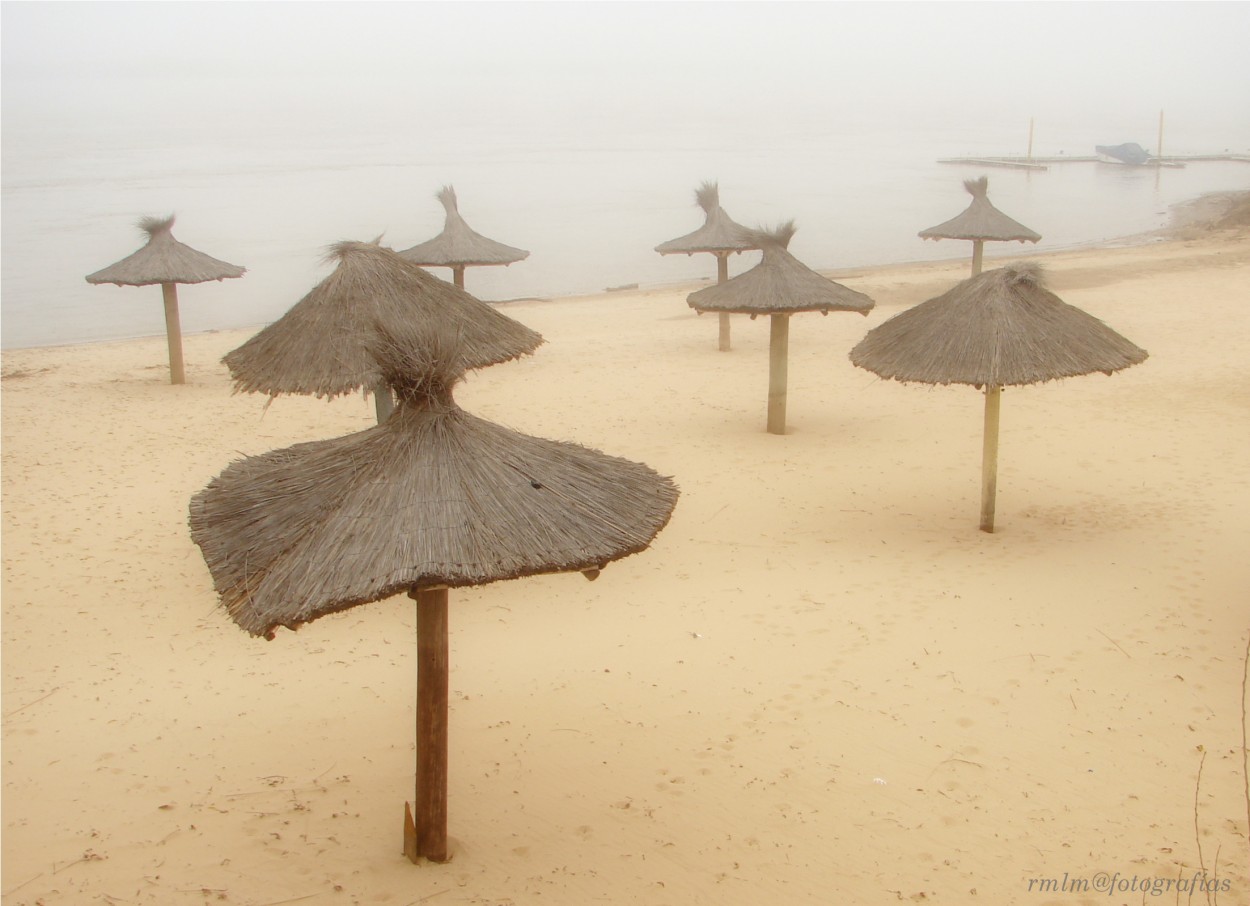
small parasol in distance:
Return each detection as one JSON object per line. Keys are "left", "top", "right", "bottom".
{"left": 656, "top": 181, "right": 760, "bottom": 351}
{"left": 688, "top": 222, "right": 874, "bottom": 435}
{"left": 919, "top": 176, "right": 1040, "bottom": 276}
{"left": 397, "top": 186, "right": 529, "bottom": 290}
{"left": 85, "top": 215, "right": 245, "bottom": 384}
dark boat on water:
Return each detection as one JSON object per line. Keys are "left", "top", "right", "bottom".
{"left": 1095, "top": 142, "right": 1153, "bottom": 165}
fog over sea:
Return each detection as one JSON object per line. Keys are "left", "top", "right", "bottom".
{"left": 3, "top": 3, "right": 1248, "bottom": 350}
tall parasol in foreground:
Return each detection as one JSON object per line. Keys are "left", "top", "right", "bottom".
{"left": 849, "top": 264, "right": 1147, "bottom": 532}
{"left": 656, "top": 181, "right": 760, "bottom": 351}
{"left": 85, "top": 215, "right": 245, "bottom": 384}
{"left": 190, "top": 320, "right": 679, "bottom": 863}
{"left": 687, "top": 223, "right": 874, "bottom": 435}
{"left": 398, "top": 186, "right": 529, "bottom": 289}
{"left": 919, "top": 176, "right": 1040, "bottom": 275}
{"left": 223, "top": 240, "right": 542, "bottom": 422}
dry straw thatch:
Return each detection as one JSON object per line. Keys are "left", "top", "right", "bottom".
{"left": 687, "top": 222, "right": 875, "bottom": 316}
{"left": 655, "top": 181, "right": 758, "bottom": 255}
{"left": 85, "top": 215, "right": 246, "bottom": 286}
{"left": 919, "top": 176, "right": 1041, "bottom": 244}
{"left": 191, "top": 323, "right": 680, "bottom": 640}
{"left": 398, "top": 186, "right": 530, "bottom": 269}
{"left": 222, "top": 241, "right": 542, "bottom": 400}
{"left": 848, "top": 263, "right": 1147, "bottom": 387}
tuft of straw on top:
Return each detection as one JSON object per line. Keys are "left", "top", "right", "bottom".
{"left": 963, "top": 176, "right": 989, "bottom": 199}
{"left": 366, "top": 319, "right": 467, "bottom": 408}
{"left": 694, "top": 181, "right": 720, "bottom": 214}
{"left": 437, "top": 185, "right": 459, "bottom": 214}
{"left": 138, "top": 214, "right": 177, "bottom": 237}
{"left": 742, "top": 221, "right": 798, "bottom": 250}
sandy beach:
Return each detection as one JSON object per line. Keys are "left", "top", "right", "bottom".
{"left": 3, "top": 200, "right": 1249, "bottom": 906}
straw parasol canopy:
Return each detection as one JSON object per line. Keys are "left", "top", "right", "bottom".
{"left": 222, "top": 240, "right": 542, "bottom": 412}
{"left": 688, "top": 223, "right": 875, "bottom": 434}
{"left": 656, "top": 181, "right": 760, "bottom": 351}
{"left": 397, "top": 186, "right": 529, "bottom": 289}
{"left": 919, "top": 176, "right": 1041, "bottom": 275}
{"left": 849, "top": 263, "right": 1147, "bottom": 531}
{"left": 190, "top": 319, "right": 679, "bottom": 861}
{"left": 85, "top": 215, "right": 245, "bottom": 384}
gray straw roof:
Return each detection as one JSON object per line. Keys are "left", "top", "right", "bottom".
{"left": 85, "top": 215, "right": 246, "bottom": 286}
{"left": 686, "top": 223, "right": 875, "bottom": 316}
{"left": 655, "top": 181, "right": 758, "bottom": 255}
{"left": 191, "top": 324, "right": 680, "bottom": 639}
{"left": 918, "top": 177, "right": 1041, "bottom": 243}
{"left": 849, "top": 263, "right": 1147, "bottom": 386}
{"left": 222, "top": 240, "right": 543, "bottom": 399}
{"left": 398, "top": 186, "right": 530, "bottom": 267}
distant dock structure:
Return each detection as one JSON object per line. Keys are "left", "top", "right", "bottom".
{"left": 939, "top": 114, "right": 1249, "bottom": 170}
{"left": 938, "top": 153, "right": 1249, "bottom": 172}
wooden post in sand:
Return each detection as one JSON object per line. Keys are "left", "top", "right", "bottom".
{"left": 767, "top": 314, "right": 790, "bottom": 435}
{"left": 405, "top": 586, "right": 450, "bottom": 863}
{"left": 970, "top": 239, "right": 985, "bottom": 276}
{"left": 160, "top": 283, "right": 186, "bottom": 385}
{"left": 451, "top": 265, "right": 466, "bottom": 290}
{"left": 716, "top": 252, "right": 732, "bottom": 352}
{"left": 979, "top": 385, "right": 1002, "bottom": 532}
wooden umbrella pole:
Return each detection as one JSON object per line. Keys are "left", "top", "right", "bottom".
{"left": 716, "top": 253, "right": 731, "bottom": 352}
{"left": 979, "top": 385, "right": 1002, "bottom": 532}
{"left": 452, "top": 265, "right": 466, "bottom": 290}
{"left": 160, "top": 283, "right": 186, "bottom": 385}
{"left": 405, "top": 586, "right": 450, "bottom": 863}
{"left": 372, "top": 381, "right": 395, "bottom": 424}
{"left": 971, "top": 239, "right": 984, "bottom": 276}
{"left": 766, "top": 313, "right": 790, "bottom": 435}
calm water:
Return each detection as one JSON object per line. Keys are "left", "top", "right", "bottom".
{"left": 3, "top": 111, "right": 1247, "bottom": 350}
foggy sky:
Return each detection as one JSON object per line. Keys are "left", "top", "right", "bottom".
{"left": 4, "top": 2, "right": 1250, "bottom": 146}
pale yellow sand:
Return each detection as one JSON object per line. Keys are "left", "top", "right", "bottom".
{"left": 4, "top": 218, "right": 1249, "bottom": 905}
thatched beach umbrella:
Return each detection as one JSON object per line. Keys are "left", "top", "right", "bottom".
{"left": 849, "top": 263, "right": 1147, "bottom": 532}
{"left": 190, "top": 321, "right": 679, "bottom": 863}
{"left": 656, "top": 181, "right": 760, "bottom": 351}
{"left": 85, "top": 215, "right": 245, "bottom": 385}
{"left": 223, "top": 240, "right": 542, "bottom": 421}
{"left": 398, "top": 186, "right": 529, "bottom": 289}
{"left": 919, "top": 176, "right": 1041, "bottom": 275}
{"left": 687, "top": 223, "right": 874, "bottom": 435}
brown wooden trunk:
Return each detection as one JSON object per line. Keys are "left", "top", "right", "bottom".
{"left": 980, "top": 385, "right": 1002, "bottom": 532}
{"left": 452, "top": 265, "right": 466, "bottom": 290}
{"left": 405, "top": 586, "right": 450, "bottom": 863}
{"left": 766, "top": 314, "right": 790, "bottom": 435}
{"left": 716, "top": 252, "right": 731, "bottom": 352}
{"left": 161, "top": 283, "right": 186, "bottom": 385}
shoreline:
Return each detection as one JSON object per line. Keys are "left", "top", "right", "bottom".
{"left": 4, "top": 190, "right": 1246, "bottom": 356}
